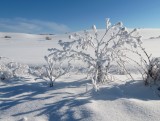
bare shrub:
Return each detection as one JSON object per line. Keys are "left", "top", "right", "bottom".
{"left": 4, "top": 35, "right": 11, "bottom": 38}
{"left": 45, "top": 36, "right": 52, "bottom": 40}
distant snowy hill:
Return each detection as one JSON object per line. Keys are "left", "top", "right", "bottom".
{"left": 0, "top": 32, "right": 69, "bottom": 64}
{"left": 1, "top": 29, "right": 160, "bottom": 64}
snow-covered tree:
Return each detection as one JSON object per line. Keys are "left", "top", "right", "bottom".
{"left": 46, "top": 18, "right": 142, "bottom": 90}
{"left": 44, "top": 50, "right": 73, "bottom": 87}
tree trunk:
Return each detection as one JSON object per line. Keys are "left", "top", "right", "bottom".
{"left": 50, "top": 81, "right": 54, "bottom": 87}
{"left": 96, "top": 62, "right": 105, "bottom": 83}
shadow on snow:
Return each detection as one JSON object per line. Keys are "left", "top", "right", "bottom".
{"left": 91, "top": 80, "right": 160, "bottom": 101}
{"left": 0, "top": 77, "right": 160, "bottom": 121}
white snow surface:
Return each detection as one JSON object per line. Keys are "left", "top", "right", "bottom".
{"left": 0, "top": 29, "right": 160, "bottom": 64}
{"left": 1, "top": 29, "right": 160, "bottom": 121}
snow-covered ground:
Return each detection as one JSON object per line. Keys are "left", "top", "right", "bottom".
{"left": 1, "top": 29, "right": 160, "bottom": 121}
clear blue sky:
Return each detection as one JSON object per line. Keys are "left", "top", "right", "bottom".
{"left": 0, "top": 0, "right": 160, "bottom": 34}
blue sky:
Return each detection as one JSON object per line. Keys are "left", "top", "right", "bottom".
{"left": 0, "top": 0, "right": 160, "bottom": 34}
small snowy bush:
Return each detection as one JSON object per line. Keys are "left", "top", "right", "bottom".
{"left": 45, "top": 36, "right": 52, "bottom": 40}
{"left": 0, "top": 70, "right": 13, "bottom": 80}
{"left": 145, "top": 57, "right": 160, "bottom": 85}
{"left": 4, "top": 35, "right": 11, "bottom": 38}
{"left": 7, "top": 62, "right": 29, "bottom": 77}
{"left": 0, "top": 57, "right": 29, "bottom": 81}
{"left": 120, "top": 36, "right": 160, "bottom": 87}
{"left": 0, "top": 57, "right": 13, "bottom": 80}
{"left": 44, "top": 52, "right": 73, "bottom": 87}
